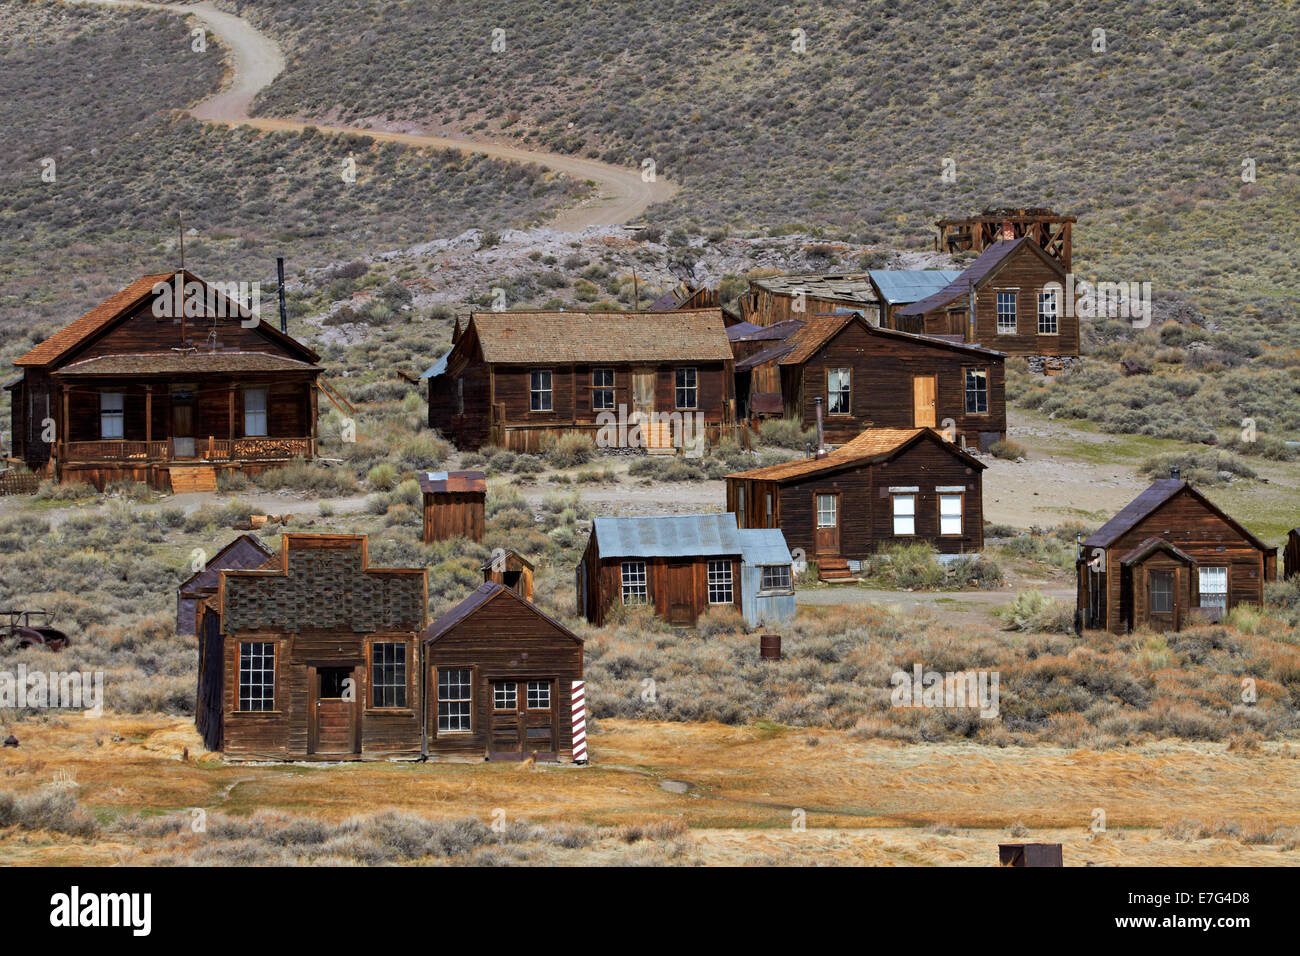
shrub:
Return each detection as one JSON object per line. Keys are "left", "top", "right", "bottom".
{"left": 756, "top": 418, "right": 817, "bottom": 450}
{"left": 998, "top": 590, "right": 1074, "bottom": 633}
{"left": 990, "top": 439, "right": 1027, "bottom": 461}
{"left": 541, "top": 432, "right": 596, "bottom": 468}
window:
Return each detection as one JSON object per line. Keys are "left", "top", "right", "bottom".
{"left": 996, "top": 291, "right": 1017, "bottom": 334}
{"left": 816, "top": 494, "right": 837, "bottom": 528}
{"left": 760, "top": 564, "right": 793, "bottom": 591}
{"left": 437, "top": 668, "right": 472, "bottom": 732}
{"left": 827, "top": 368, "right": 851, "bottom": 415}
{"left": 736, "top": 485, "right": 745, "bottom": 529}
{"left": 892, "top": 494, "right": 916, "bottom": 536}
{"left": 1199, "top": 566, "right": 1228, "bottom": 610}
{"left": 526, "top": 680, "right": 551, "bottom": 710}
{"left": 621, "top": 561, "right": 648, "bottom": 604}
{"left": 964, "top": 369, "right": 988, "bottom": 415}
{"left": 939, "top": 494, "right": 963, "bottom": 536}
{"left": 1037, "top": 290, "right": 1059, "bottom": 335}
{"left": 370, "top": 642, "right": 407, "bottom": 708}
{"left": 456, "top": 377, "right": 464, "bottom": 416}
{"left": 675, "top": 367, "right": 698, "bottom": 409}
{"left": 238, "top": 642, "right": 274, "bottom": 711}
{"left": 707, "top": 560, "right": 733, "bottom": 604}
{"left": 765, "top": 493, "right": 774, "bottom": 527}
{"left": 494, "top": 681, "right": 518, "bottom": 711}
{"left": 529, "top": 370, "right": 552, "bottom": 411}
{"left": 100, "top": 392, "right": 124, "bottom": 440}
{"left": 1149, "top": 571, "right": 1174, "bottom": 614}
{"left": 243, "top": 388, "right": 267, "bottom": 437}
{"left": 592, "top": 368, "right": 615, "bottom": 410}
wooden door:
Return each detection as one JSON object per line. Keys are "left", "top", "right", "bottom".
{"left": 488, "top": 678, "right": 558, "bottom": 760}
{"left": 310, "top": 666, "right": 359, "bottom": 756}
{"left": 912, "top": 376, "right": 937, "bottom": 428}
{"left": 171, "top": 390, "right": 195, "bottom": 458}
{"left": 666, "top": 560, "right": 695, "bottom": 624}
{"left": 632, "top": 371, "right": 655, "bottom": 421}
{"left": 1145, "top": 568, "right": 1177, "bottom": 630}
{"left": 814, "top": 492, "right": 840, "bottom": 556}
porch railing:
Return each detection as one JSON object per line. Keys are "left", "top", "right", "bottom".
{"left": 62, "top": 437, "right": 312, "bottom": 463}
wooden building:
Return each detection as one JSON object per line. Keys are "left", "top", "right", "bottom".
{"left": 735, "top": 312, "right": 1006, "bottom": 451}
{"left": 868, "top": 270, "right": 962, "bottom": 330}
{"left": 725, "top": 428, "right": 986, "bottom": 576}
{"left": 423, "top": 309, "right": 736, "bottom": 453}
{"left": 418, "top": 470, "right": 486, "bottom": 543}
{"left": 176, "top": 533, "right": 273, "bottom": 637}
{"left": 935, "top": 208, "right": 1076, "bottom": 271}
{"left": 739, "top": 273, "right": 881, "bottom": 328}
{"left": 1286, "top": 529, "right": 1300, "bottom": 580}
{"left": 196, "top": 534, "right": 427, "bottom": 760}
{"left": 895, "top": 238, "right": 1078, "bottom": 357}
{"left": 577, "top": 513, "right": 796, "bottom": 628}
{"left": 424, "top": 582, "right": 583, "bottom": 762}
{"left": 1077, "top": 476, "right": 1277, "bottom": 634}
{"left": 7, "top": 271, "right": 322, "bottom": 491}
{"left": 481, "top": 550, "right": 535, "bottom": 602}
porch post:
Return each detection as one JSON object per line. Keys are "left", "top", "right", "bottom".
{"left": 309, "top": 378, "right": 319, "bottom": 458}
{"left": 228, "top": 384, "right": 235, "bottom": 441}
{"left": 59, "top": 383, "right": 69, "bottom": 477}
{"left": 145, "top": 386, "right": 152, "bottom": 445}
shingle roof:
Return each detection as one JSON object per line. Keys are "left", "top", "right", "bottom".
{"left": 749, "top": 273, "right": 879, "bottom": 304}
{"left": 898, "top": 238, "right": 1066, "bottom": 317}
{"left": 778, "top": 314, "right": 857, "bottom": 366}
{"left": 178, "top": 533, "right": 274, "bottom": 594}
{"left": 417, "top": 470, "right": 486, "bottom": 494}
{"left": 727, "top": 428, "right": 985, "bottom": 482}
{"left": 1083, "top": 479, "right": 1271, "bottom": 551}
{"left": 591, "top": 513, "right": 742, "bottom": 558}
{"left": 56, "top": 352, "right": 319, "bottom": 376}
{"left": 467, "top": 309, "right": 732, "bottom": 364}
{"left": 869, "top": 270, "right": 964, "bottom": 304}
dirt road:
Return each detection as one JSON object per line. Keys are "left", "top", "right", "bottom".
{"left": 78, "top": 0, "right": 677, "bottom": 228}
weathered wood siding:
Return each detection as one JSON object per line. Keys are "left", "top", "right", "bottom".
{"left": 579, "top": 533, "right": 741, "bottom": 626}
{"left": 423, "top": 491, "right": 486, "bottom": 543}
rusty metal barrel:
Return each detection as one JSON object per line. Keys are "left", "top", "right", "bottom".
{"left": 760, "top": 634, "right": 781, "bottom": 661}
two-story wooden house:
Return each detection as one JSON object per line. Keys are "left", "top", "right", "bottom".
{"left": 7, "top": 271, "right": 322, "bottom": 491}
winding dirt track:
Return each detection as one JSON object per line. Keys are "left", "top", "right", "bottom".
{"left": 79, "top": 0, "right": 677, "bottom": 229}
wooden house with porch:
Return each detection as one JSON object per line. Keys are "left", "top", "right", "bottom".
{"left": 7, "top": 271, "right": 322, "bottom": 492}
{"left": 424, "top": 582, "right": 583, "bottom": 762}
{"left": 423, "top": 309, "right": 735, "bottom": 453}
{"left": 735, "top": 312, "right": 1006, "bottom": 451}
{"left": 895, "top": 238, "right": 1078, "bottom": 357}
{"left": 725, "top": 428, "right": 985, "bottom": 579}
{"left": 195, "top": 534, "right": 428, "bottom": 760}
{"left": 1077, "top": 476, "right": 1277, "bottom": 634}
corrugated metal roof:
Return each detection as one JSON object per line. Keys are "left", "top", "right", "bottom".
{"left": 592, "top": 513, "right": 742, "bottom": 558}
{"left": 869, "top": 270, "right": 963, "bottom": 304}
{"left": 897, "top": 238, "right": 1066, "bottom": 317}
{"left": 738, "top": 528, "right": 793, "bottom": 566}
{"left": 730, "top": 319, "right": 805, "bottom": 343}
{"left": 418, "top": 470, "right": 487, "bottom": 494}
{"left": 420, "top": 352, "right": 450, "bottom": 379}
{"left": 726, "top": 321, "right": 763, "bottom": 341}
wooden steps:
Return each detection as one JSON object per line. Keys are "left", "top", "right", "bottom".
{"left": 168, "top": 465, "right": 218, "bottom": 494}
{"left": 643, "top": 421, "right": 676, "bottom": 456}
{"left": 817, "top": 557, "right": 855, "bottom": 582}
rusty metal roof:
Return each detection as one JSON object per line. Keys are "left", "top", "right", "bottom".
{"left": 417, "top": 470, "right": 487, "bottom": 494}
{"left": 467, "top": 309, "right": 732, "bottom": 364}
{"left": 727, "top": 428, "right": 985, "bottom": 482}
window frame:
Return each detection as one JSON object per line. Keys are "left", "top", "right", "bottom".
{"left": 938, "top": 493, "right": 964, "bottom": 537}
{"left": 1149, "top": 570, "right": 1174, "bottom": 615}
{"left": 1198, "top": 566, "right": 1228, "bottom": 610}
{"left": 995, "top": 290, "right": 1018, "bottom": 335}
{"left": 759, "top": 564, "right": 794, "bottom": 593}
{"left": 526, "top": 679, "right": 551, "bottom": 711}
{"left": 621, "top": 560, "right": 648, "bottom": 605}
{"left": 243, "top": 387, "right": 268, "bottom": 438}
{"left": 816, "top": 493, "right": 838, "bottom": 529}
{"left": 591, "top": 367, "right": 616, "bottom": 411}
{"left": 237, "top": 641, "right": 276, "bottom": 713}
{"left": 707, "top": 559, "right": 734, "bottom": 605}
{"left": 963, "top": 367, "right": 989, "bottom": 416}
{"left": 493, "top": 680, "right": 519, "bottom": 712}
{"left": 368, "top": 640, "right": 408, "bottom": 710}
{"left": 436, "top": 666, "right": 473, "bottom": 733}
{"left": 100, "top": 391, "right": 125, "bottom": 440}
{"left": 529, "top": 369, "right": 553, "bottom": 412}
{"left": 892, "top": 493, "right": 917, "bottom": 536}
{"left": 826, "top": 367, "right": 852, "bottom": 416}
{"left": 1037, "top": 289, "right": 1059, "bottom": 335}
{"left": 674, "top": 367, "right": 698, "bottom": 410}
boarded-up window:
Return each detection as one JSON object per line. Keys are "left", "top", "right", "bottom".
{"left": 892, "top": 494, "right": 916, "bottom": 536}
{"left": 437, "top": 668, "right": 471, "bottom": 731}
{"left": 592, "top": 368, "right": 615, "bottom": 410}
{"left": 996, "top": 291, "right": 1017, "bottom": 334}
{"left": 238, "top": 642, "right": 275, "bottom": 711}
{"left": 827, "top": 368, "right": 851, "bottom": 415}
{"left": 939, "top": 494, "right": 963, "bottom": 536}
{"left": 675, "top": 367, "right": 698, "bottom": 409}
{"left": 621, "top": 561, "right": 648, "bottom": 604}
{"left": 1198, "top": 566, "right": 1227, "bottom": 609}
{"left": 964, "top": 369, "right": 988, "bottom": 415}
{"left": 530, "top": 370, "right": 553, "bottom": 411}
{"left": 371, "top": 642, "right": 407, "bottom": 708}
{"left": 100, "top": 392, "right": 124, "bottom": 440}
{"left": 1149, "top": 571, "right": 1174, "bottom": 614}
{"left": 707, "top": 560, "right": 733, "bottom": 604}
{"left": 1037, "top": 290, "right": 1059, "bottom": 335}
{"left": 243, "top": 388, "right": 268, "bottom": 437}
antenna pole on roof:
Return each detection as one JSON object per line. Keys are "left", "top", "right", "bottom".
{"left": 633, "top": 270, "right": 639, "bottom": 310}
{"left": 277, "top": 257, "right": 288, "bottom": 333}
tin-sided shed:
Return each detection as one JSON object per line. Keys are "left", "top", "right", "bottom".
{"left": 738, "top": 528, "right": 797, "bottom": 629}
{"left": 176, "top": 533, "right": 273, "bottom": 637}
{"left": 418, "top": 470, "right": 486, "bottom": 543}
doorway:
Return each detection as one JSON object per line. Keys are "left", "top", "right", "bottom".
{"left": 488, "top": 678, "right": 557, "bottom": 760}
{"left": 171, "top": 386, "right": 195, "bottom": 458}
{"left": 912, "top": 375, "right": 937, "bottom": 428}
{"left": 309, "top": 665, "right": 359, "bottom": 756}
{"left": 666, "top": 560, "right": 695, "bottom": 624}
{"left": 814, "top": 492, "right": 840, "bottom": 556}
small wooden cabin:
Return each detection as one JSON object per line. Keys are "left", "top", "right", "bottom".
{"left": 725, "top": 428, "right": 985, "bottom": 569}
{"left": 176, "top": 533, "right": 273, "bottom": 637}
{"left": 896, "top": 238, "right": 1078, "bottom": 357}
{"left": 739, "top": 273, "right": 881, "bottom": 328}
{"left": 423, "top": 309, "right": 735, "bottom": 453}
{"left": 936, "top": 208, "right": 1076, "bottom": 270}
{"left": 7, "top": 270, "right": 322, "bottom": 491}
{"left": 1077, "top": 477, "right": 1277, "bottom": 634}
{"left": 424, "top": 582, "right": 583, "bottom": 762}
{"left": 196, "top": 534, "right": 427, "bottom": 760}
{"left": 1285, "top": 529, "right": 1300, "bottom": 580}
{"left": 481, "top": 549, "right": 534, "bottom": 602}
{"left": 418, "top": 470, "right": 486, "bottom": 543}
{"left": 868, "top": 270, "right": 962, "bottom": 330}
{"left": 735, "top": 312, "right": 1007, "bottom": 451}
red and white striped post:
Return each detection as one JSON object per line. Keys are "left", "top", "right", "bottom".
{"left": 571, "top": 680, "right": 588, "bottom": 764}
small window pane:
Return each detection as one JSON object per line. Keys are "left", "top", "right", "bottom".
{"left": 527, "top": 680, "right": 551, "bottom": 710}
{"left": 621, "top": 561, "right": 648, "bottom": 604}
{"left": 1150, "top": 571, "right": 1173, "bottom": 614}
{"left": 238, "top": 642, "right": 275, "bottom": 711}
{"left": 243, "top": 388, "right": 268, "bottom": 437}
{"left": 100, "top": 392, "right": 124, "bottom": 440}
{"left": 760, "top": 565, "right": 792, "bottom": 590}
{"left": 939, "top": 494, "right": 963, "bottom": 535}
{"left": 592, "top": 368, "right": 615, "bottom": 410}
{"left": 816, "top": 494, "right": 837, "bottom": 528}
{"left": 707, "top": 560, "right": 733, "bottom": 604}
{"left": 494, "top": 681, "right": 518, "bottom": 711}
{"left": 1037, "top": 290, "right": 1058, "bottom": 334}
{"left": 964, "top": 369, "right": 988, "bottom": 415}
{"left": 675, "top": 367, "right": 698, "bottom": 409}
{"left": 893, "top": 495, "right": 916, "bottom": 536}
{"left": 437, "top": 667, "right": 472, "bottom": 732}
{"left": 371, "top": 642, "right": 407, "bottom": 708}
{"left": 996, "top": 291, "right": 1017, "bottom": 334}
{"left": 827, "top": 368, "right": 851, "bottom": 415}
{"left": 530, "top": 370, "right": 553, "bottom": 411}
{"left": 1198, "top": 566, "right": 1228, "bottom": 610}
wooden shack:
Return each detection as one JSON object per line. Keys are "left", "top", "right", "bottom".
{"left": 418, "top": 470, "right": 486, "bottom": 543}
{"left": 7, "top": 270, "right": 323, "bottom": 491}
{"left": 739, "top": 273, "right": 881, "bottom": 328}
{"left": 195, "top": 534, "right": 427, "bottom": 760}
{"left": 1285, "top": 528, "right": 1300, "bottom": 580}
{"left": 176, "top": 533, "right": 272, "bottom": 637}
{"left": 424, "top": 582, "right": 583, "bottom": 762}
{"left": 735, "top": 312, "right": 1006, "bottom": 451}
{"left": 896, "top": 238, "right": 1078, "bottom": 357}
{"left": 423, "top": 309, "right": 735, "bottom": 453}
{"left": 725, "top": 428, "right": 985, "bottom": 579}
{"left": 1077, "top": 476, "right": 1277, "bottom": 634}
{"left": 481, "top": 549, "right": 534, "bottom": 602}
{"left": 936, "top": 208, "right": 1076, "bottom": 270}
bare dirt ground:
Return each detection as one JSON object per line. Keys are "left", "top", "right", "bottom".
{"left": 2, "top": 716, "right": 1296, "bottom": 865}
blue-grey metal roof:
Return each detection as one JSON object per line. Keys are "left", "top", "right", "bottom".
{"left": 738, "top": 528, "right": 793, "bottom": 566}
{"left": 419, "top": 352, "right": 449, "bottom": 379}
{"left": 868, "top": 270, "right": 964, "bottom": 304}
{"left": 592, "top": 513, "right": 741, "bottom": 558}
